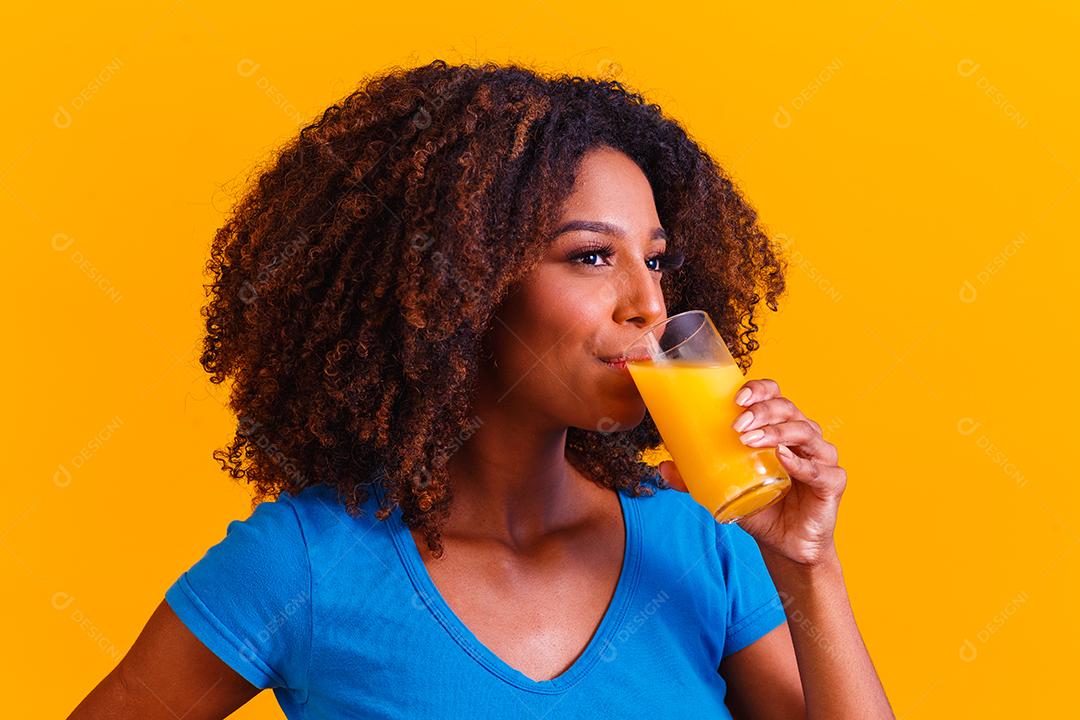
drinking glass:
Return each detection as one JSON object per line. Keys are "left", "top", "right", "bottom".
{"left": 620, "top": 310, "right": 791, "bottom": 523}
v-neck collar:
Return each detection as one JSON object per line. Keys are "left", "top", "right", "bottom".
{"left": 374, "top": 480, "right": 642, "bottom": 694}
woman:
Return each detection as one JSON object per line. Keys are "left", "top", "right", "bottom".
{"left": 71, "top": 60, "right": 893, "bottom": 719}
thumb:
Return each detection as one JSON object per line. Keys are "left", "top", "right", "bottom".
{"left": 658, "top": 460, "right": 688, "bottom": 493}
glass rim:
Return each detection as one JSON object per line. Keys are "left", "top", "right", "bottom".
{"left": 621, "top": 309, "right": 713, "bottom": 360}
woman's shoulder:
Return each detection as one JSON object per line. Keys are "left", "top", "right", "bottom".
{"left": 283, "top": 482, "right": 382, "bottom": 519}
{"left": 620, "top": 480, "right": 786, "bottom": 660}
{"left": 282, "top": 482, "right": 398, "bottom": 564}
{"left": 625, "top": 481, "right": 718, "bottom": 537}
{"left": 626, "top": 482, "right": 768, "bottom": 574}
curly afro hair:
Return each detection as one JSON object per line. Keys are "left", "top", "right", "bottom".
{"left": 201, "top": 58, "right": 788, "bottom": 558}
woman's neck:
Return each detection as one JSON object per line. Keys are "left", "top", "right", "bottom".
{"left": 443, "top": 411, "right": 603, "bottom": 551}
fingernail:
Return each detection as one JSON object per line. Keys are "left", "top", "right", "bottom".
{"left": 739, "top": 429, "right": 765, "bottom": 445}
{"left": 732, "top": 410, "right": 754, "bottom": 432}
{"left": 735, "top": 387, "right": 752, "bottom": 406}
{"left": 778, "top": 444, "right": 794, "bottom": 458}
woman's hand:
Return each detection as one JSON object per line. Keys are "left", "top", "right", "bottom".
{"left": 657, "top": 378, "right": 846, "bottom": 567}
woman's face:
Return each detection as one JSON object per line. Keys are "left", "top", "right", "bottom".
{"left": 484, "top": 145, "right": 670, "bottom": 433}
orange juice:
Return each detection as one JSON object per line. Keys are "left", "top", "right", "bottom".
{"left": 627, "top": 359, "right": 790, "bottom": 522}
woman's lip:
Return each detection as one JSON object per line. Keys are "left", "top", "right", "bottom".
{"left": 601, "top": 358, "right": 629, "bottom": 372}
{"left": 599, "top": 356, "right": 649, "bottom": 370}
{"left": 599, "top": 355, "right": 650, "bottom": 363}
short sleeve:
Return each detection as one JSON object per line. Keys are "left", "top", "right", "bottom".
{"left": 165, "top": 493, "right": 312, "bottom": 693}
{"left": 715, "top": 523, "right": 788, "bottom": 659}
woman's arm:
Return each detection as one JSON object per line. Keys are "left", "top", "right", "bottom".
{"left": 660, "top": 377, "right": 895, "bottom": 720}
{"left": 718, "top": 544, "right": 893, "bottom": 720}
{"left": 760, "top": 543, "right": 893, "bottom": 719}
{"left": 720, "top": 621, "right": 806, "bottom": 720}
{"left": 67, "top": 600, "right": 260, "bottom": 720}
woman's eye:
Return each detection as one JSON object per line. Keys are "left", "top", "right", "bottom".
{"left": 649, "top": 250, "right": 686, "bottom": 273}
{"left": 570, "top": 244, "right": 676, "bottom": 273}
{"left": 570, "top": 245, "right": 615, "bottom": 267}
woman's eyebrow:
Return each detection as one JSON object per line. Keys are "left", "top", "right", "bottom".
{"left": 550, "top": 219, "right": 668, "bottom": 241}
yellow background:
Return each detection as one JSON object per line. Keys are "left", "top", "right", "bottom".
{"left": 4, "top": 1, "right": 1076, "bottom": 717}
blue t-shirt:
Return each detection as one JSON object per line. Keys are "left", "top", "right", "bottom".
{"left": 165, "top": 479, "right": 787, "bottom": 718}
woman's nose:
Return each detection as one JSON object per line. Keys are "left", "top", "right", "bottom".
{"left": 612, "top": 267, "right": 665, "bottom": 328}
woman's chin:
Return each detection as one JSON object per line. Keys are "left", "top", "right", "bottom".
{"left": 584, "top": 400, "right": 647, "bottom": 434}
